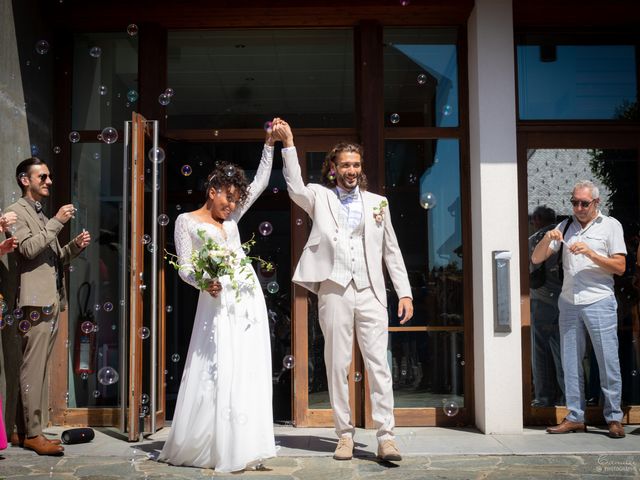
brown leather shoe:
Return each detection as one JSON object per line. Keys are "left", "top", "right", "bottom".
{"left": 333, "top": 436, "right": 354, "bottom": 460}
{"left": 377, "top": 439, "right": 402, "bottom": 461}
{"left": 11, "top": 432, "right": 62, "bottom": 446}
{"left": 608, "top": 421, "right": 626, "bottom": 438}
{"left": 23, "top": 435, "right": 64, "bottom": 455}
{"left": 546, "top": 419, "right": 587, "bottom": 434}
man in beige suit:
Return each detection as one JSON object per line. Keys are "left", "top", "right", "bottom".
{"left": 5, "top": 157, "right": 90, "bottom": 455}
{"left": 274, "top": 120, "right": 413, "bottom": 461}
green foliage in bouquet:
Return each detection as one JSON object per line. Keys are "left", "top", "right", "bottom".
{"left": 165, "top": 230, "right": 273, "bottom": 296}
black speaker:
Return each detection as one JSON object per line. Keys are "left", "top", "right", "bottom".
{"left": 61, "top": 428, "right": 95, "bottom": 444}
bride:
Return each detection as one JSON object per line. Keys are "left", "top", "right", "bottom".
{"left": 159, "top": 127, "right": 277, "bottom": 472}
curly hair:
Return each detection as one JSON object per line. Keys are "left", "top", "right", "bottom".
{"left": 320, "top": 142, "right": 368, "bottom": 191}
{"left": 204, "top": 161, "right": 250, "bottom": 207}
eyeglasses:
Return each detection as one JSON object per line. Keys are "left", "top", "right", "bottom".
{"left": 37, "top": 173, "right": 52, "bottom": 182}
{"left": 570, "top": 198, "right": 594, "bottom": 208}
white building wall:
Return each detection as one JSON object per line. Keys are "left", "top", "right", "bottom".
{"left": 468, "top": 0, "right": 523, "bottom": 433}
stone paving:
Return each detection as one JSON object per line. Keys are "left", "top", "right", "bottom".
{"left": 1, "top": 426, "right": 639, "bottom": 479}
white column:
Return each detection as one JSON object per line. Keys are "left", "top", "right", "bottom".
{"left": 467, "top": 0, "right": 523, "bottom": 434}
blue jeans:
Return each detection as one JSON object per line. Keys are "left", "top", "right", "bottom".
{"left": 558, "top": 295, "right": 623, "bottom": 423}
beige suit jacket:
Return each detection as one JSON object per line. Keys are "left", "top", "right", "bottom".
{"left": 5, "top": 198, "right": 82, "bottom": 311}
{"left": 282, "top": 147, "right": 412, "bottom": 307}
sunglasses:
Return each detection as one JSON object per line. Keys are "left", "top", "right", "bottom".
{"left": 37, "top": 173, "right": 52, "bottom": 182}
{"left": 570, "top": 198, "right": 594, "bottom": 208}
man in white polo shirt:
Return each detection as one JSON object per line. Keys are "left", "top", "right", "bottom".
{"left": 532, "top": 180, "right": 627, "bottom": 439}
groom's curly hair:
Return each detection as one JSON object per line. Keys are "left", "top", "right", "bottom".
{"left": 205, "top": 162, "right": 250, "bottom": 206}
{"left": 321, "top": 142, "right": 368, "bottom": 191}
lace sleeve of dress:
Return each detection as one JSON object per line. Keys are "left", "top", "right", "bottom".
{"left": 232, "top": 144, "right": 274, "bottom": 221}
{"left": 173, "top": 214, "right": 198, "bottom": 288}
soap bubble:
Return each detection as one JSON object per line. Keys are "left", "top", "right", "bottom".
{"left": 97, "top": 366, "right": 119, "bottom": 385}
{"left": 419, "top": 192, "right": 437, "bottom": 210}
{"left": 164, "top": 87, "right": 174, "bottom": 97}
{"left": 354, "top": 371, "right": 363, "bottom": 382}
{"left": 148, "top": 147, "right": 165, "bottom": 163}
{"left": 390, "top": 113, "right": 400, "bottom": 124}
{"left": 42, "top": 305, "right": 54, "bottom": 315}
{"left": 81, "top": 321, "right": 95, "bottom": 334}
{"left": 68, "top": 131, "right": 80, "bottom": 143}
{"left": 4, "top": 315, "right": 14, "bottom": 326}
{"left": 171, "top": 353, "right": 180, "bottom": 363}
{"left": 417, "top": 73, "right": 427, "bottom": 85}
{"left": 94, "top": 303, "right": 101, "bottom": 311}
{"left": 31, "top": 145, "right": 40, "bottom": 156}
{"left": 138, "top": 326, "right": 150, "bottom": 339}
{"left": 442, "top": 104, "right": 453, "bottom": 116}
{"left": 30, "top": 310, "right": 40, "bottom": 321}
{"left": 223, "top": 165, "right": 235, "bottom": 177}
{"left": 19, "top": 320, "right": 32, "bottom": 333}
{"left": 443, "top": 400, "right": 459, "bottom": 417}
{"left": 99, "top": 85, "right": 108, "bottom": 96}
{"left": 101, "top": 127, "right": 118, "bottom": 144}
{"left": 295, "top": 218, "right": 303, "bottom": 226}
{"left": 35, "top": 40, "right": 50, "bottom": 55}
{"left": 126, "top": 24, "right": 139, "bottom": 36}
{"left": 258, "top": 221, "right": 273, "bottom": 236}
{"left": 158, "top": 93, "right": 170, "bottom": 106}
{"left": 14, "top": 308, "right": 24, "bottom": 320}
{"left": 157, "top": 214, "right": 170, "bottom": 226}
{"left": 166, "top": 305, "right": 173, "bottom": 313}
{"left": 272, "top": 187, "right": 279, "bottom": 194}
{"left": 267, "top": 281, "right": 279, "bottom": 294}
{"left": 147, "top": 243, "right": 156, "bottom": 253}
{"left": 103, "top": 302, "right": 113, "bottom": 312}
{"left": 127, "top": 89, "right": 139, "bottom": 103}
{"left": 0, "top": 300, "right": 7, "bottom": 313}
{"left": 141, "top": 234, "right": 151, "bottom": 244}
{"left": 180, "top": 165, "right": 192, "bottom": 176}
{"left": 89, "top": 46, "right": 102, "bottom": 58}
{"left": 53, "top": 146, "right": 61, "bottom": 154}
{"left": 93, "top": 390, "right": 101, "bottom": 398}
{"left": 80, "top": 372, "right": 88, "bottom": 380}
{"left": 141, "top": 393, "right": 149, "bottom": 404}
{"left": 282, "top": 355, "right": 295, "bottom": 369}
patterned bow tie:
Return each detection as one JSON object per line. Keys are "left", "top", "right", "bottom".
{"left": 337, "top": 189, "right": 358, "bottom": 203}
{"left": 34, "top": 201, "right": 43, "bottom": 213}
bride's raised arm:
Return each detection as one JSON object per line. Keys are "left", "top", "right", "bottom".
{"left": 231, "top": 124, "right": 275, "bottom": 221}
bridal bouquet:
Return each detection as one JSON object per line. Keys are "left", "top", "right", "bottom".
{"left": 165, "top": 230, "right": 273, "bottom": 296}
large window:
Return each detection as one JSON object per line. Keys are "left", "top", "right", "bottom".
{"left": 167, "top": 29, "right": 354, "bottom": 129}
{"left": 383, "top": 27, "right": 466, "bottom": 419}
{"left": 517, "top": 43, "right": 637, "bottom": 120}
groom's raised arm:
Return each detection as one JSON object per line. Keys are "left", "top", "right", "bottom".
{"left": 274, "top": 120, "right": 316, "bottom": 215}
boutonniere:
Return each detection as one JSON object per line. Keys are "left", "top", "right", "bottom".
{"left": 372, "top": 200, "right": 388, "bottom": 224}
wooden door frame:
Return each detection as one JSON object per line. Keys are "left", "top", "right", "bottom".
{"left": 518, "top": 125, "right": 640, "bottom": 425}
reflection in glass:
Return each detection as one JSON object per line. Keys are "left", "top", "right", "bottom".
{"left": 517, "top": 45, "right": 637, "bottom": 120}
{"left": 384, "top": 28, "right": 459, "bottom": 128}
{"left": 68, "top": 143, "right": 124, "bottom": 407}
{"left": 384, "top": 139, "right": 464, "bottom": 408}
{"left": 72, "top": 33, "right": 138, "bottom": 131}
{"left": 527, "top": 148, "right": 640, "bottom": 408}
{"left": 167, "top": 30, "right": 354, "bottom": 129}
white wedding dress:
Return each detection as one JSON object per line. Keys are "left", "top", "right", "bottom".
{"left": 159, "top": 145, "right": 276, "bottom": 472}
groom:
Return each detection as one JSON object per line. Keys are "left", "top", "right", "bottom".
{"left": 274, "top": 119, "right": 413, "bottom": 461}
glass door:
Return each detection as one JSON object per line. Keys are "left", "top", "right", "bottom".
{"left": 520, "top": 132, "right": 640, "bottom": 425}
{"left": 121, "top": 112, "right": 166, "bottom": 440}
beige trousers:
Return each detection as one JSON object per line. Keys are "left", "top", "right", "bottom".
{"left": 18, "top": 303, "right": 60, "bottom": 437}
{"left": 318, "top": 280, "right": 395, "bottom": 443}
